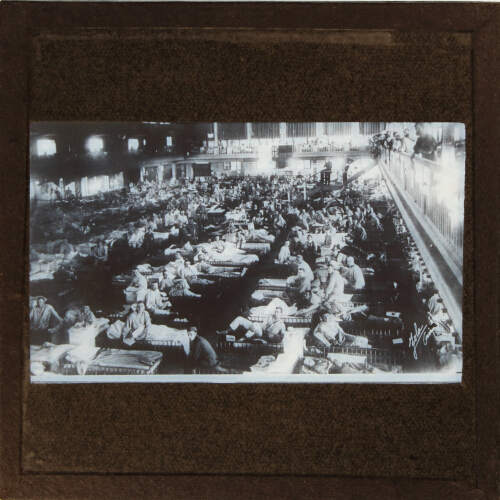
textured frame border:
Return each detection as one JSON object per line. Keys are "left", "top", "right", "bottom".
{"left": 1, "top": 3, "right": 498, "bottom": 499}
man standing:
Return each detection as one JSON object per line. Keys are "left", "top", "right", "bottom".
{"left": 401, "top": 128, "right": 415, "bottom": 154}
{"left": 30, "top": 296, "right": 63, "bottom": 344}
{"left": 322, "top": 158, "right": 332, "bottom": 185}
{"left": 142, "top": 227, "right": 156, "bottom": 256}
{"left": 411, "top": 122, "right": 438, "bottom": 162}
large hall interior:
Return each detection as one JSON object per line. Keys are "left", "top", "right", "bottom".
{"left": 28, "top": 122, "right": 465, "bottom": 381}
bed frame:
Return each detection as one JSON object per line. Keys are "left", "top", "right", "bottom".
{"left": 60, "top": 354, "right": 163, "bottom": 376}
{"left": 208, "top": 260, "right": 253, "bottom": 268}
{"left": 247, "top": 315, "right": 403, "bottom": 338}
{"left": 305, "top": 345, "right": 405, "bottom": 367}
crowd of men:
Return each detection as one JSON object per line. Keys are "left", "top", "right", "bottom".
{"left": 30, "top": 126, "right": 457, "bottom": 373}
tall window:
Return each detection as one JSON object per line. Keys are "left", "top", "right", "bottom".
{"left": 218, "top": 123, "right": 246, "bottom": 141}
{"left": 251, "top": 123, "right": 280, "bottom": 140}
{"left": 286, "top": 123, "right": 317, "bottom": 139}
{"left": 37, "top": 139, "right": 56, "bottom": 156}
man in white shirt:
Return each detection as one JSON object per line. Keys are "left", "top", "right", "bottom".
{"left": 325, "top": 264, "right": 345, "bottom": 299}
{"left": 144, "top": 282, "right": 171, "bottom": 318}
{"left": 125, "top": 268, "right": 148, "bottom": 302}
{"left": 295, "top": 254, "right": 314, "bottom": 283}
{"left": 121, "top": 301, "right": 151, "bottom": 345}
{"left": 128, "top": 228, "right": 144, "bottom": 249}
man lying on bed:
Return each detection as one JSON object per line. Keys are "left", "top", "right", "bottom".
{"left": 218, "top": 307, "right": 286, "bottom": 344}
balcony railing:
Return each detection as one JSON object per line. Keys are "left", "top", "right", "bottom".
{"left": 381, "top": 149, "right": 464, "bottom": 267}
{"left": 189, "top": 145, "right": 258, "bottom": 155}
{"left": 292, "top": 144, "right": 370, "bottom": 153}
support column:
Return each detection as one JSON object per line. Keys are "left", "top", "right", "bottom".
{"left": 213, "top": 123, "right": 218, "bottom": 144}
{"left": 158, "top": 165, "right": 164, "bottom": 184}
{"left": 279, "top": 123, "right": 286, "bottom": 142}
{"left": 246, "top": 123, "right": 252, "bottom": 141}
{"left": 171, "top": 163, "right": 176, "bottom": 182}
{"left": 441, "top": 123, "right": 455, "bottom": 168}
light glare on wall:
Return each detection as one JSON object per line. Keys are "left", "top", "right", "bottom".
{"left": 128, "top": 138, "right": 139, "bottom": 151}
{"left": 37, "top": 139, "right": 56, "bottom": 156}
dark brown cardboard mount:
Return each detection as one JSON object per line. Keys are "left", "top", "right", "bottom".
{"left": 0, "top": 3, "right": 498, "bottom": 499}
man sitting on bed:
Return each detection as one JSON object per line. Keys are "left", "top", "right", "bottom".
{"left": 64, "top": 305, "right": 96, "bottom": 328}
{"left": 185, "top": 327, "right": 229, "bottom": 373}
{"left": 121, "top": 301, "right": 151, "bottom": 346}
{"left": 278, "top": 240, "right": 291, "bottom": 264}
{"left": 325, "top": 264, "right": 345, "bottom": 300}
{"left": 294, "top": 254, "right": 314, "bottom": 283}
{"left": 59, "top": 239, "right": 74, "bottom": 255}
{"left": 286, "top": 268, "right": 311, "bottom": 304}
{"left": 125, "top": 268, "right": 148, "bottom": 297}
{"left": 178, "top": 260, "right": 197, "bottom": 282}
{"left": 340, "top": 256, "right": 365, "bottom": 291}
{"left": 144, "top": 282, "right": 172, "bottom": 318}
{"left": 91, "top": 240, "right": 108, "bottom": 265}
{"left": 169, "top": 279, "right": 201, "bottom": 298}
{"left": 212, "top": 235, "right": 225, "bottom": 253}
{"left": 311, "top": 313, "right": 346, "bottom": 348}
{"left": 159, "top": 270, "right": 176, "bottom": 293}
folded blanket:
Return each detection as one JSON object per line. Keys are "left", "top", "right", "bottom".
{"left": 90, "top": 349, "right": 163, "bottom": 370}
{"left": 107, "top": 320, "right": 125, "bottom": 339}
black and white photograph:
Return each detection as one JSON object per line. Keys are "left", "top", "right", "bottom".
{"left": 28, "top": 122, "right": 465, "bottom": 383}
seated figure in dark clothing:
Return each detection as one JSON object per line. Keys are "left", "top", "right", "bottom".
{"left": 185, "top": 327, "right": 229, "bottom": 373}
